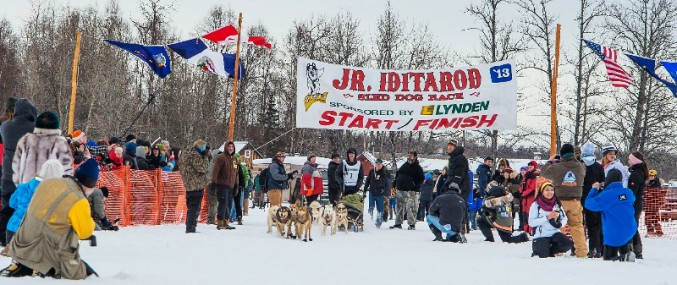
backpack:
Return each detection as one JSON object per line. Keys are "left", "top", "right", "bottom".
{"left": 259, "top": 167, "right": 270, "bottom": 193}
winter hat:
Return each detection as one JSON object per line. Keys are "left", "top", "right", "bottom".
{"left": 446, "top": 182, "right": 461, "bottom": 193}
{"left": 156, "top": 143, "right": 165, "bottom": 152}
{"left": 125, "top": 134, "right": 137, "bottom": 142}
{"left": 347, "top": 147, "right": 358, "bottom": 155}
{"left": 488, "top": 185, "right": 506, "bottom": 197}
{"left": 602, "top": 145, "right": 617, "bottom": 156}
{"left": 448, "top": 139, "right": 458, "bottom": 147}
{"left": 109, "top": 137, "right": 121, "bottom": 145}
{"left": 39, "top": 159, "right": 65, "bottom": 179}
{"left": 503, "top": 167, "right": 513, "bottom": 173}
{"left": 331, "top": 153, "right": 340, "bottom": 159}
{"left": 628, "top": 153, "right": 643, "bottom": 167}
{"left": 581, "top": 142, "right": 597, "bottom": 166}
{"left": 528, "top": 160, "right": 538, "bottom": 168}
{"left": 605, "top": 169, "right": 623, "bottom": 186}
{"left": 5, "top": 97, "right": 17, "bottom": 110}
{"left": 193, "top": 139, "right": 207, "bottom": 153}
{"left": 484, "top": 156, "right": 494, "bottom": 162}
{"left": 559, "top": 144, "right": 575, "bottom": 159}
{"left": 425, "top": 172, "right": 432, "bottom": 181}
{"left": 649, "top": 169, "right": 657, "bottom": 176}
{"left": 136, "top": 146, "right": 147, "bottom": 158}
{"left": 35, "top": 111, "right": 60, "bottom": 130}
{"left": 307, "top": 154, "right": 316, "bottom": 161}
{"left": 538, "top": 182, "right": 554, "bottom": 194}
{"left": 72, "top": 130, "right": 85, "bottom": 142}
{"left": 275, "top": 151, "right": 286, "bottom": 157}
{"left": 125, "top": 141, "right": 137, "bottom": 152}
{"left": 375, "top": 158, "right": 383, "bottom": 164}
{"left": 75, "top": 158, "right": 100, "bottom": 188}
{"left": 520, "top": 166, "right": 528, "bottom": 172}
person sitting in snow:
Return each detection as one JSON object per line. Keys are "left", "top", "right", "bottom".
{"left": 584, "top": 168, "right": 637, "bottom": 262}
{"left": 87, "top": 187, "right": 119, "bottom": 231}
{"left": 427, "top": 182, "right": 467, "bottom": 243}
{"left": 477, "top": 183, "right": 529, "bottom": 243}
{"left": 529, "top": 182, "right": 572, "bottom": 258}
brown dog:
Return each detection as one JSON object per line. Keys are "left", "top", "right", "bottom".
{"left": 294, "top": 206, "right": 313, "bottom": 242}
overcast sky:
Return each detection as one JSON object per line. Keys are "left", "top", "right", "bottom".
{"left": 1, "top": 0, "right": 634, "bottom": 146}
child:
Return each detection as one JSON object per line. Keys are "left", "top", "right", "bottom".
{"left": 388, "top": 187, "right": 397, "bottom": 221}
{"left": 529, "top": 182, "right": 572, "bottom": 258}
{"left": 585, "top": 168, "right": 637, "bottom": 262}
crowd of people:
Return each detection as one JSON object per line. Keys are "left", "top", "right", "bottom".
{"left": 0, "top": 96, "right": 668, "bottom": 279}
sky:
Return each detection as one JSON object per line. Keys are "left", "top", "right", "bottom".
{"left": 0, "top": 0, "right": 626, "bottom": 146}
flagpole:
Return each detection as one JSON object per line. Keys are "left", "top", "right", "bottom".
{"left": 228, "top": 13, "right": 243, "bottom": 142}
{"left": 68, "top": 30, "right": 82, "bottom": 135}
{"left": 550, "top": 24, "right": 561, "bottom": 157}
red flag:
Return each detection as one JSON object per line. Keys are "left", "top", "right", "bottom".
{"left": 202, "top": 25, "right": 272, "bottom": 48}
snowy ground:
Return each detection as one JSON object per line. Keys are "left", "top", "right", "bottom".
{"left": 2, "top": 204, "right": 676, "bottom": 285}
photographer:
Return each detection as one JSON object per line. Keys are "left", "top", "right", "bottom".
{"left": 1, "top": 159, "right": 100, "bottom": 279}
{"left": 529, "top": 182, "right": 572, "bottom": 258}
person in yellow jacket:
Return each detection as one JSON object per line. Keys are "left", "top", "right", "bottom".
{"left": 1, "top": 158, "right": 99, "bottom": 279}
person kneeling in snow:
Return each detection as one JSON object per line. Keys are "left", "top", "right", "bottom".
{"left": 477, "top": 183, "right": 529, "bottom": 243}
{"left": 1, "top": 159, "right": 99, "bottom": 279}
{"left": 529, "top": 182, "right": 572, "bottom": 258}
{"left": 88, "top": 187, "right": 119, "bottom": 231}
{"left": 427, "top": 182, "right": 466, "bottom": 243}
{"left": 584, "top": 168, "right": 637, "bottom": 262}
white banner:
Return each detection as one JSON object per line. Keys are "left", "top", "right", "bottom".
{"left": 296, "top": 58, "right": 517, "bottom": 131}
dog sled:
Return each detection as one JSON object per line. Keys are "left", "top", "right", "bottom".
{"left": 339, "top": 194, "right": 364, "bottom": 232}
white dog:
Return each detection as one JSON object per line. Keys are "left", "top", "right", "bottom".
{"left": 335, "top": 203, "right": 349, "bottom": 234}
{"left": 309, "top": 201, "right": 322, "bottom": 225}
{"left": 320, "top": 204, "right": 336, "bottom": 236}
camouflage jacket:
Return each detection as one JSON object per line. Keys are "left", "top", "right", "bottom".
{"left": 181, "top": 146, "right": 209, "bottom": 191}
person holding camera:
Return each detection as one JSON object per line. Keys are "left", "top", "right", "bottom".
{"left": 1, "top": 158, "right": 99, "bottom": 279}
{"left": 540, "top": 144, "right": 587, "bottom": 258}
{"left": 529, "top": 182, "right": 572, "bottom": 258}
{"left": 580, "top": 142, "right": 605, "bottom": 258}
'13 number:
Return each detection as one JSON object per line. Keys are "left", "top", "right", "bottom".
{"left": 493, "top": 68, "right": 511, "bottom": 79}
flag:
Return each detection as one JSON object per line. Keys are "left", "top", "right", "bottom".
{"left": 167, "top": 38, "right": 245, "bottom": 79}
{"left": 105, "top": 40, "right": 171, "bottom": 78}
{"left": 661, "top": 61, "right": 677, "bottom": 88}
{"left": 583, "top": 39, "right": 633, "bottom": 88}
{"left": 203, "top": 25, "right": 272, "bottom": 48}
{"left": 625, "top": 54, "right": 677, "bottom": 97}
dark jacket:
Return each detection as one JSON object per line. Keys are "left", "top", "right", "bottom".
{"left": 429, "top": 190, "right": 466, "bottom": 234}
{"left": 395, "top": 160, "right": 424, "bottom": 191}
{"left": 582, "top": 162, "right": 605, "bottom": 206}
{"left": 540, "top": 157, "right": 586, "bottom": 200}
{"left": 420, "top": 177, "right": 435, "bottom": 201}
{"left": 327, "top": 160, "right": 342, "bottom": 190}
{"left": 628, "top": 164, "right": 647, "bottom": 212}
{"left": 123, "top": 147, "right": 138, "bottom": 170}
{"left": 364, "top": 166, "right": 391, "bottom": 196}
{"left": 445, "top": 146, "right": 470, "bottom": 200}
{"left": 1, "top": 99, "right": 37, "bottom": 183}
{"left": 267, "top": 158, "right": 289, "bottom": 190}
{"left": 476, "top": 163, "right": 492, "bottom": 197}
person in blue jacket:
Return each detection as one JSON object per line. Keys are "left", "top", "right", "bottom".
{"left": 585, "top": 168, "right": 637, "bottom": 262}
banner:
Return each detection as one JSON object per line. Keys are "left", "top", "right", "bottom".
{"left": 296, "top": 58, "right": 517, "bottom": 131}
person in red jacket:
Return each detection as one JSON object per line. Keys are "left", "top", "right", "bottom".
{"left": 520, "top": 160, "right": 539, "bottom": 233}
{"left": 301, "top": 155, "right": 324, "bottom": 205}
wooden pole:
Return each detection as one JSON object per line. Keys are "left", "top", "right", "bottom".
{"left": 68, "top": 30, "right": 82, "bottom": 135}
{"left": 228, "top": 13, "right": 243, "bottom": 142}
{"left": 550, "top": 24, "right": 561, "bottom": 157}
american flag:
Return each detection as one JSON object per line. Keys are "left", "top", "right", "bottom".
{"left": 584, "top": 39, "right": 633, "bottom": 88}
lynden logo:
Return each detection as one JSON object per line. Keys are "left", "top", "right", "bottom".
{"left": 304, "top": 62, "right": 328, "bottom": 111}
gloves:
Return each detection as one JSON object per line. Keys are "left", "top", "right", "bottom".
{"left": 287, "top": 173, "right": 295, "bottom": 180}
{"left": 513, "top": 191, "right": 522, "bottom": 199}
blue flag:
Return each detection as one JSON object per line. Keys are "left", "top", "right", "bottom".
{"left": 105, "top": 40, "right": 171, "bottom": 78}
{"left": 661, "top": 61, "right": 677, "bottom": 89}
{"left": 625, "top": 53, "right": 677, "bottom": 97}
{"left": 167, "top": 38, "right": 245, "bottom": 79}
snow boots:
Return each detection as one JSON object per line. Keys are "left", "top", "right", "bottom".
{"left": 408, "top": 225, "right": 416, "bottom": 230}
{"left": 429, "top": 224, "right": 443, "bottom": 241}
{"left": 389, "top": 224, "right": 402, "bottom": 229}
{"left": 375, "top": 212, "right": 383, "bottom": 229}
{"left": 0, "top": 262, "right": 34, "bottom": 278}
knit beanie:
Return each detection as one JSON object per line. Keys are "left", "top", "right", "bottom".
{"left": 605, "top": 169, "right": 623, "bottom": 186}
{"left": 72, "top": 130, "right": 85, "bottom": 142}
{"left": 331, "top": 153, "right": 340, "bottom": 159}
{"left": 307, "top": 154, "right": 316, "bottom": 161}
{"left": 109, "top": 137, "right": 121, "bottom": 145}
{"left": 39, "top": 159, "right": 64, "bottom": 179}
{"left": 36, "top": 111, "right": 60, "bottom": 130}
{"left": 125, "top": 134, "right": 136, "bottom": 142}
{"left": 125, "top": 141, "right": 137, "bottom": 152}
{"left": 75, "top": 159, "right": 100, "bottom": 188}
{"left": 560, "top": 144, "right": 575, "bottom": 159}
{"left": 136, "top": 146, "right": 147, "bottom": 158}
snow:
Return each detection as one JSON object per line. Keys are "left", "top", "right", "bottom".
{"left": 2, "top": 203, "right": 675, "bottom": 284}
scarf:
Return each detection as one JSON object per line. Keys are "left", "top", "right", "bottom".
{"left": 535, "top": 195, "right": 556, "bottom": 212}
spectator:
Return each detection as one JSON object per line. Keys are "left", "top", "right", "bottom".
{"left": 148, "top": 145, "right": 168, "bottom": 170}
{"left": 476, "top": 157, "right": 493, "bottom": 198}
{"left": 180, "top": 139, "right": 210, "bottom": 233}
{"left": 364, "top": 158, "right": 391, "bottom": 228}
{"left": 644, "top": 170, "right": 665, "bottom": 237}
{"left": 135, "top": 145, "right": 150, "bottom": 170}
{"left": 540, "top": 143, "right": 588, "bottom": 258}
{"left": 301, "top": 154, "right": 324, "bottom": 205}
{"left": 266, "top": 152, "right": 294, "bottom": 208}
{"left": 327, "top": 153, "right": 343, "bottom": 206}
{"left": 12, "top": 111, "right": 73, "bottom": 186}
{"left": 229, "top": 154, "right": 248, "bottom": 225}
{"left": 206, "top": 146, "right": 222, "bottom": 224}
{"left": 585, "top": 169, "right": 637, "bottom": 262}
{"left": 0, "top": 98, "right": 36, "bottom": 247}
{"left": 336, "top": 148, "right": 364, "bottom": 196}
{"left": 122, "top": 141, "right": 138, "bottom": 169}
{"left": 580, "top": 142, "right": 605, "bottom": 258}
{"left": 71, "top": 130, "right": 87, "bottom": 144}
{"left": 243, "top": 170, "right": 253, "bottom": 216}
{"left": 2, "top": 158, "right": 99, "bottom": 279}
{"left": 391, "top": 151, "right": 424, "bottom": 230}
{"left": 601, "top": 145, "right": 629, "bottom": 187}
{"left": 500, "top": 167, "right": 521, "bottom": 229}
{"left": 417, "top": 172, "right": 435, "bottom": 221}
{"left": 108, "top": 147, "right": 124, "bottom": 171}
{"left": 519, "top": 160, "right": 539, "bottom": 233}
{"left": 627, "top": 151, "right": 648, "bottom": 259}
{"left": 444, "top": 139, "right": 470, "bottom": 232}
{"left": 211, "top": 141, "right": 241, "bottom": 230}
{"left": 87, "top": 187, "right": 118, "bottom": 231}
{"left": 477, "top": 184, "right": 529, "bottom": 243}
{"left": 529, "top": 182, "right": 572, "bottom": 258}
{"left": 427, "top": 182, "right": 467, "bottom": 243}
{"left": 492, "top": 158, "right": 511, "bottom": 184}
{"left": 125, "top": 134, "right": 136, "bottom": 143}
